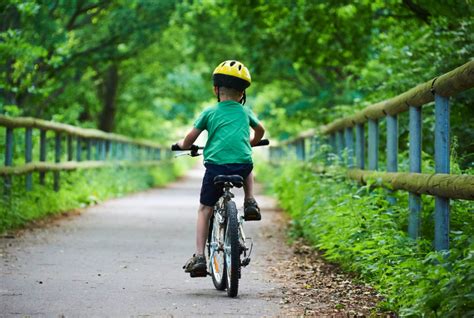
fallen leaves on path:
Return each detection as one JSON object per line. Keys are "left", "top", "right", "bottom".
{"left": 261, "top": 212, "right": 394, "bottom": 317}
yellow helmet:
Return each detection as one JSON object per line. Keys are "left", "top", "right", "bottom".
{"left": 212, "top": 60, "right": 251, "bottom": 91}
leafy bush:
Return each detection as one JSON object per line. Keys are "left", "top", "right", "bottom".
{"left": 256, "top": 161, "right": 474, "bottom": 316}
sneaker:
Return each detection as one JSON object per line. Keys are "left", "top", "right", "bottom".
{"left": 244, "top": 198, "right": 261, "bottom": 221}
{"left": 183, "top": 254, "right": 207, "bottom": 276}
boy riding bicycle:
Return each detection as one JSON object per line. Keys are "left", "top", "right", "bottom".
{"left": 174, "top": 60, "right": 265, "bottom": 276}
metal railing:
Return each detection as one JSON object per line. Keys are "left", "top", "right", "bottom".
{"left": 269, "top": 60, "right": 474, "bottom": 251}
{"left": 1, "top": 115, "right": 165, "bottom": 193}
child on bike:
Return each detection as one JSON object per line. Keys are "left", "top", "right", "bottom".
{"left": 174, "top": 60, "right": 265, "bottom": 276}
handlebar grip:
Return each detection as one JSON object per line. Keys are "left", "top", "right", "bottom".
{"left": 171, "top": 144, "right": 182, "bottom": 151}
{"left": 171, "top": 144, "right": 201, "bottom": 151}
{"left": 254, "top": 139, "right": 270, "bottom": 147}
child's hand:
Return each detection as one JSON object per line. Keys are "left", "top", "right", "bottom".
{"left": 171, "top": 143, "right": 182, "bottom": 151}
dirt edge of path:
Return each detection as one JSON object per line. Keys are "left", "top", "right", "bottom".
{"left": 261, "top": 209, "right": 395, "bottom": 317}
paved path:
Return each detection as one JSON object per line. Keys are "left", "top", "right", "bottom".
{"left": 0, "top": 167, "right": 284, "bottom": 317}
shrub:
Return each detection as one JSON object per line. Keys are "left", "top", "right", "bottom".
{"left": 256, "top": 161, "right": 474, "bottom": 316}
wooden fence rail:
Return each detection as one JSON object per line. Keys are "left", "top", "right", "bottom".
{"left": 1, "top": 115, "right": 165, "bottom": 194}
{"left": 269, "top": 60, "right": 474, "bottom": 251}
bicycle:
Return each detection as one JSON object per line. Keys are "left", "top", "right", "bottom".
{"left": 171, "top": 139, "right": 269, "bottom": 297}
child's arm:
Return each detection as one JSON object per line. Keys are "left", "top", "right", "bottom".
{"left": 250, "top": 123, "right": 265, "bottom": 147}
{"left": 178, "top": 128, "right": 203, "bottom": 149}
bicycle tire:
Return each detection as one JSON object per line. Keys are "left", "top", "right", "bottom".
{"left": 224, "top": 201, "right": 240, "bottom": 297}
{"left": 208, "top": 214, "right": 226, "bottom": 290}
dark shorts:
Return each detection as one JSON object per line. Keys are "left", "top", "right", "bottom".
{"left": 200, "top": 163, "right": 253, "bottom": 207}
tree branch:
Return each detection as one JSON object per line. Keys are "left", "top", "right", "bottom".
{"left": 66, "top": 1, "right": 109, "bottom": 31}
{"left": 402, "top": 0, "right": 431, "bottom": 24}
{"left": 32, "top": 19, "right": 163, "bottom": 90}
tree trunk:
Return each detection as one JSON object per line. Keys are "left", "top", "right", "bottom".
{"left": 98, "top": 63, "right": 119, "bottom": 132}
{"left": 0, "top": 4, "right": 20, "bottom": 108}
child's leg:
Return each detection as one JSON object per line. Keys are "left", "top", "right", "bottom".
{"left": 243, "top": 171, "right": 255, "bottom": 200}
{"left": 243, "top": 171, "right": 261, "bottom": 220}
{"left": 196, "top": 204, "right": 213, "bottom": 256}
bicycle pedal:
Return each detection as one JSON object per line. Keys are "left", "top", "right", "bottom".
{"left": 189, "top": 271, "right": 208, "bottom": 278}
{"left": 241, "top": 257, "right": 251, "bottom": 267}
{"left": 243, "top": 213, "right": 261, "bottom": 221}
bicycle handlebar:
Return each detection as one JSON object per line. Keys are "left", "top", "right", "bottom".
{"left": 171, "top": 139, "right": 270, "bottom": 157}
{"left": 254, "top": 139, "right": 269, "bottom": 147}
{"left": 171, "top": 139, "right": 270, "bottom": 152}
{"left": 171, "top": 144, "right": 203, "bottom": 151}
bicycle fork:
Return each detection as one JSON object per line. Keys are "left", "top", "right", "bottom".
{"left": 239, "top": 215, "right": 253, "bottom": 267}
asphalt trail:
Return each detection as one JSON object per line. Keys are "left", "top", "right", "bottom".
{"left": 0, "top": 166, "right": 284, "bottom": 317}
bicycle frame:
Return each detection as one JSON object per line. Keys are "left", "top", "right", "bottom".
{"left": 214, "top": 182, "right": 252, "bottom": 262}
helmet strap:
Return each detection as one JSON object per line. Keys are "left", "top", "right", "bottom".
{"left": 217, "top": 86, "right": 221, "bottom": 102}
{"left": 240, "top": 91, "right": 246, "bottom": 105}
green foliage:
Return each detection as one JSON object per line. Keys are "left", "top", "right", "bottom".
{"left": 1, "top": 2, "right": 473, "bottom": 313}
{"left": 257, "top": 161, "right": 474, "bottom": 316}
{"left": 0, "top": 0, "right": 178, "bottom": 137}
{"left": 0, "top": 159, "right": 193, "bottom": 233}
{"left": 1, "top": 1, "right": 472, "bottom": 161}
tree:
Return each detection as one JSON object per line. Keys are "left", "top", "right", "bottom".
{"left": 0, "top": 0, "right": 176, "bottom": 132}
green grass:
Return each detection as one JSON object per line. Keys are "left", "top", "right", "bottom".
{"left": 0, "top": 158, "right": 195, "bottom": 233}
{"left": 256, "top": 161, "right": 474, "bottom": 317}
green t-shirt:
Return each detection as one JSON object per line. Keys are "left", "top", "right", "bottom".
{"left": 194, "top": 100, "right": 260, "bottom": 164}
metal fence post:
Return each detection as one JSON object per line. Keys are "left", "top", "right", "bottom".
{"left": 386, "top": 115, "right": 398, "bottom": 205}
{"left": 124, "top": 143, "right": 129, "bottom": 160}
{"left": 408, "top": 106, "right": 422, "bottom": 239}
{"left": 344, "top": 127, "right": 354, "bottom": 167}
{"left": 120, "top": 143, "right": 125, "bottom": 160}
{"left": 4, "top": 127, "right": 14, "bottom": 195}
{"left": 355, "top": 123, "right": 365, "bottom": 169}
{"left": 336, "top": 130, "right": 344, "bottom": 163}
{"left": 67, "top": 135, "right": 73, "bottom": 161}
{"left": 105, "top": 141, "right": 111, "bottom": 160}
{"left": 137, "top": 146, "right": 142, "bottom": 161}
{"left": 386, "top": 115, "right": 398, "bottom": 172}
{"left": 296, "top": 139, "right": 305, "bottom": 161}
{"left": 131, "top": 144, "right": 135, "bottom": 161}
{"left": 368, "top": 119, "right": 379, "bottom": 170}
{"left": 110, "top": 142, "right": 116, "bottom": 160}
{"left": 76, "top": 137, "right": 82, "bottom": 162}
{"left": 54, "top": 132, "right": 61, "bottom": 191}
{"left": 100, "top": 140, "right": 106, "bottom": 160}
{"left": 434, "top": 94, "right": 450, "bottom": 251}
{"left": 329, "top": 133, "right": 336, "bottom": 154}
{"left": 95, "top": 139, "right": 100, "bottom": 161}
{"left": 86, "top": 138, "right": 92, "bottom": 160}
{"left": 39, "top": 130, "right": 47, "bottom": 185}
{"left": 25, "top": 128, "right": 33, "bottom": 191}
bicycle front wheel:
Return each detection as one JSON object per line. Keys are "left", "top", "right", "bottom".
{"left": 224, "top": 201, "right": 240, "bottom": 297}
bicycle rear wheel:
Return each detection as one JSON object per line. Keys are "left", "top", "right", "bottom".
{"left": 208, "top": 214, "right": 226, "bottom": 290}
{"left": 224, "top": 201, "right": 240, "bottom": 297}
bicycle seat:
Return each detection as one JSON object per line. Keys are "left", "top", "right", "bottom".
{"left": 213, "top": 175, "right": 244, "bottom": 188}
